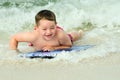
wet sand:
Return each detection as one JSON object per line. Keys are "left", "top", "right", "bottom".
{"left": 0, "top": 53, "right": 120, "bottom": 80}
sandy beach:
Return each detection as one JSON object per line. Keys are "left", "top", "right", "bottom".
{"left": 0, "top": 53, "right": 120, "bottom": 80}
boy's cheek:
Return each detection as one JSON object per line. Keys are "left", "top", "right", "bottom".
{"left": 40, "top": 31, "right": 45, "bottom": 35}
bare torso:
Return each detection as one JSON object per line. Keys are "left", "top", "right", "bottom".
{"left": 32, "top": 37, "right": 60, "bottom": 51}
{"left": 31, "top": 29, "right": 61, "bottom": 51}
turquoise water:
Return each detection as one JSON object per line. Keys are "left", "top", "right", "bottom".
{"left": 0, "top": 0, "right": 120, "bottom": 63}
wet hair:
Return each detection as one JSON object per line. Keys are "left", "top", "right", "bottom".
{"left": 35, "top": 10, "right": 57, "bottom": 25}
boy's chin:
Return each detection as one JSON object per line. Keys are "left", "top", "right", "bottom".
{"left": 44, "top": 37, "right": 53, "bottom": 41}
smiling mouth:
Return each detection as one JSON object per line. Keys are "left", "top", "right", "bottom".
{"left": 44, "top": 34, "right": 54, "bottom": 40}
{"left": 46, "top": 34, "right": 53, "bottom": 37}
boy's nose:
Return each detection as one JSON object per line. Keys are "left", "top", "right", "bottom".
{"left": 46, "top": 29, "right": 51, "bottom": 34}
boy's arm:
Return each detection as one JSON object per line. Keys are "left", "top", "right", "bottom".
{"left": 9, "top": 32, "right": 35, "bottom": 50}
{"left": 10, "top": 35, "right": 18, "bottom": 50}
{"left": 42, "top": 45, "right": 72, "bottom": 51}
{"left": 55, "top": 35, "right": 72, "bottom": 49}
{"left": 42, "top": 31, "right": 72, "bottom": 51}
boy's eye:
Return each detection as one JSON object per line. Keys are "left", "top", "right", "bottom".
{"left": 51, "top": 27, "right": 54, "bottom": 29}
{"left": 43, "top": 29, "right": 47, "bottom": 30}
{"left": 50, "top": 27, "right": 55, "bottom": 29}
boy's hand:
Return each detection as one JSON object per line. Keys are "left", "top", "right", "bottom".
{"left": 42, "top": 46, "right": 55, "bottom": 51}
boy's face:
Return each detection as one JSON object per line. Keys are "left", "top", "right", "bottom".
{"left": 37, "top": 19, "right": 57, "bottom": 41}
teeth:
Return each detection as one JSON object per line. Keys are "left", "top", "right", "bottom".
{"left": 46, "top": 34, "right": 52, "bottom": 36}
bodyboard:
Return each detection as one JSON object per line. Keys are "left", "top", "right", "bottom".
{"left": 19, "top": 45, "right": 94, "bottom": 59}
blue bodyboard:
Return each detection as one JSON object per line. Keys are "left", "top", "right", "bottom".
{"left": 20, "top": 45, "right": 94, "bottom": 59}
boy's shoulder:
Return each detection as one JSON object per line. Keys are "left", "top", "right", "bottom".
{"left": 56, "top": 28, "right": 67, "bottom": 39}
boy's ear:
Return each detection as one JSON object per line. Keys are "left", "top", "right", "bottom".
{"left": 34, "top": 25, "right": 39, "bottom": 30}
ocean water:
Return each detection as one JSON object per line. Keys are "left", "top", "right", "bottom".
{"left": 0, "top": 0, "right": 120, "bottom": 63}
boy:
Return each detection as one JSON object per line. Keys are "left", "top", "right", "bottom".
{"left": 10, "top": 10, "right": 83, "bottom": 52}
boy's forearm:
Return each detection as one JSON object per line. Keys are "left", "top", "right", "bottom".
{"left": 10, "top": 38, "right": 18, "bottom": 50}
{"left": 42, "top": 45, "right": 72, "bottom": 51}
{"left": 54, "top": 45, "right": 72, "bottom": 50}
